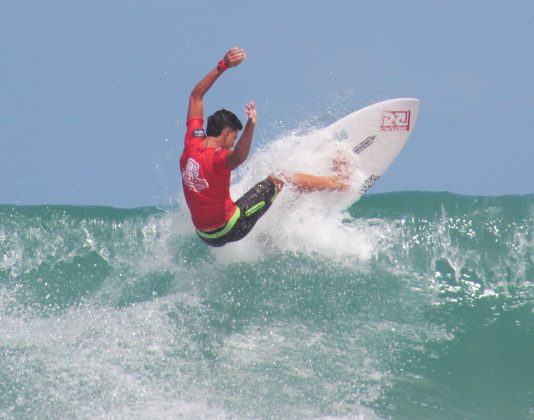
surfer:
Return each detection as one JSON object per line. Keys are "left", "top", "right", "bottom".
{"left": 181, "top": 47, "right": 347, "bottom": 247}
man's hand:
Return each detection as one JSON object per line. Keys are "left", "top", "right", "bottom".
{"left": 222, "top": 47, "right": 246, "bottom": 68}
{"left": 245, "top": 101, "right": 256, "bottom": 125}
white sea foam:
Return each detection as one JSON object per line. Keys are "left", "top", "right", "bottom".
{"left": 0, "top": 293, "right": 232, "bottom": 419}
{"left": 210, "top": 128, "right": 393, "bottom": 265}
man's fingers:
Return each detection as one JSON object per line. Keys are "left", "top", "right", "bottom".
{"left": 245, "top": 101, "right": 256, "bottom": 123}
{"left": 225, "top": 47, "right": 246, "bottom": 65}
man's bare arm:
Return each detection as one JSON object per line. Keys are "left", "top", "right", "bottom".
{"left": 187, "top": 47, "right": 246, "bottom": 121}
{"left": 226, "top": 101, "right": 256, "bottom": 170}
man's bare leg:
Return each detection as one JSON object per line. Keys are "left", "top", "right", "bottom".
{"left": 286, "top": 173, "right": 348, "bottom": 192}
{"left": 268, "top": 173, "right": 348, "bottom": 193}
{"left": 268, "top": 152, "right": 350, "bottom": 192}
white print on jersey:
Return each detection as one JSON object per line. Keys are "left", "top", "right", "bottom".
{"left": 182, "top": 158, "right": 209, "bottom": 192}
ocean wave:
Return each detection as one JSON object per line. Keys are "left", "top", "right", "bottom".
{"left": 1, "top": 192, "right": 533, "bottom": 418}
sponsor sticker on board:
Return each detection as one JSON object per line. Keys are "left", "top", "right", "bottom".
{"left": 380, "top": 110, "right": 411, "bottom": 132}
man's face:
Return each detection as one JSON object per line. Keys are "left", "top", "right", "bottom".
{"left": 223, "top": 129, "right": 239, "bottom": 149}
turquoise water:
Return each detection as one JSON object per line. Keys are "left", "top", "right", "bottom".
{"left": 1, "top": 192, "right": 533, "bottom": 419}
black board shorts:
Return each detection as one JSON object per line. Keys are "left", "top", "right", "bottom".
{"left": 196, "top": 178, "right": 279, "bottom": 247}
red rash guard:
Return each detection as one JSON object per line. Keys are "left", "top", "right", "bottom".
{"left": 180, "top": 118, "right": 237, "bottom": 231}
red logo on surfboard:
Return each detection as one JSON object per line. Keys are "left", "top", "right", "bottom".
{"left": 380, "top": 110, "right": 411, "bottom": 132}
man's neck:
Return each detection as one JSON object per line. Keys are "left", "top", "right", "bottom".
{"left": 203, "top": 136, "right": 222, "bottom": 148}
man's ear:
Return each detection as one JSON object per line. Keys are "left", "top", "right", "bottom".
{"left": 221, "top": 127, "right": 234, "bottom": 139}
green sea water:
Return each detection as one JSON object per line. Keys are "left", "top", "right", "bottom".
{"left": 1, "top": 192, "right": 533, "bottom": 419}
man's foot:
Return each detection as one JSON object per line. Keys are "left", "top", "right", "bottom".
{"left": 332, "top": 152, "right": 350, "bottom": 181}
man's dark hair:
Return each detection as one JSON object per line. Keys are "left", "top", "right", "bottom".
{"left": 206, "top": 109, "right": 243, "bottom": 136}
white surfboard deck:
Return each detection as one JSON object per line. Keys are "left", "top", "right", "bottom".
{"left": 228, "top": 99, "right": 420, "bottom": 246}
{"left": 323, "top": 98, "right": 420, "bottom": 201}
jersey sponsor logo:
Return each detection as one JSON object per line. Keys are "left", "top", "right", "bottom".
{"left": 182, "top": 158, "right": 209, "bottom": 192}
{"left": 359, "top": 175, "right": 380, "bottom": 194}
{"left": 353, "top": 135, "right": 376, "bottom": 155}
{"left": 380, "top": 110, "right": 411, "bottom": 132}
{"left": 192, "top": 128, "right": 206, "bottom": 138}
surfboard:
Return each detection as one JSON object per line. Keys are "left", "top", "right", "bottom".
{"left": 323, "top": 98, "right": 420, "bottom": 198}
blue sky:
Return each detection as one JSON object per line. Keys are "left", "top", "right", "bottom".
{"left": 1, "top": 0, "right": 533, "bottom": 207}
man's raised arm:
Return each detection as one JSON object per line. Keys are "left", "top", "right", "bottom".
{"left": 187, "top": 47, "right": 246, "bottom": 121}
{"left": 226, "top": 101, "right": 256, "bottom": 170}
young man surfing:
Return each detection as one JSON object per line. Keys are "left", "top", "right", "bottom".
{"left": 180, "top": 47, "right": 347, "bottom": 247}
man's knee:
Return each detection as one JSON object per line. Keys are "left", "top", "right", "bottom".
{"left": 267, "top": 174, "right": 284, "bottom": 192}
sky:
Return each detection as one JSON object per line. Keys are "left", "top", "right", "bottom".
{"left": 1, "top": 0, "right": 533, "bottom": 207}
